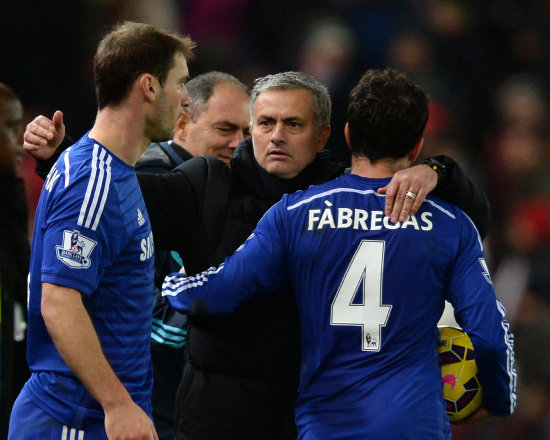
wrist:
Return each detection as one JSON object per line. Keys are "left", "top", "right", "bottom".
{"left": 100, "top": 388, "right": 133, "bottom": 412}
{"left": 424, "top": 157, "right": 449, "bottom": 186}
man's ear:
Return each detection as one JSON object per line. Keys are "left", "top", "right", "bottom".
{"left": 138, "top": 73, "right": 157, "bottom": 103}
{"left": 316, "top": 125, "right": 331, "bottom": 152}
{"left": 408, "top": 137, "right": 424, "bottom": 163}
{"left": 344, "top": 123, "right": 352, "bottom": 150}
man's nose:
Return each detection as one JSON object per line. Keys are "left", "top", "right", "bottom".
{"left": 228, "top": 131, "right": 246, "bottom": 150}
{"left": 180, "top": 86, "right": 191, "bottom": 108}
{"left": 271, "top": 122, "right": 285, "bottom": 144}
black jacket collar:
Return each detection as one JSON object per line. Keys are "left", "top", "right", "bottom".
{"left": 231, "top": 137, "right": 345, "bottom": 203}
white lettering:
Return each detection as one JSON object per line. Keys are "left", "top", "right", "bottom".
{"left": 421, "top": 212, "right": 433, "bottom": 231}
{"left": 337, "top": 208, "right": 353, "bottom": 228}
{"left": 401, "top": 215, "right": 420, "bottom": 230}
{"left": 318, "top": 208, "right": 336, "bottom": 230}
{"left": 308, "top": 209, "right": 321, "bottom": 230}
{"left": 383, "top": 216, "right": 401, "bottom": 230}
{"left": 370, "top": 211, "right": 384, "bottom": 230}
{"left": 140, "top": 231, "right": 155, "bottom": 261}
{"left": 353, "top": 209, "right": 368, "bottom": 230}
{"left": 45, "top": 168, "right": 61, "bottom": 192}
{"left": 305, "top": 207, "right": 435, "bottom": 233}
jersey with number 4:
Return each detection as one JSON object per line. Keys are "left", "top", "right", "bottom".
{"left": 163, "top": 173, "right": 516, "bottom": 440}
{"left": 25, "top": 133, "right": 155, "bottom": 429}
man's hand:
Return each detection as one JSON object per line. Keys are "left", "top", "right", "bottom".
{"left": 452, "top": 405, "right": 490, "bottom": 425}
{"left": 104, "top": 401, "right": 159, "bottom": 440}
{"left": 23, "top": 111, "right": 65, "bottom": 160}
{"left": 378, "top": 164, "right": 438, "bottom": 223}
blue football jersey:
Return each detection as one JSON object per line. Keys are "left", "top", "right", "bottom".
{"left": 163, "top": 173, "right": 516, "bottom": 440}
{"left": 25, "top": 133, "right": 155, "bottom": 429}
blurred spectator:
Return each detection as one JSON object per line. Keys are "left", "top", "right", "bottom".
{"left": 115, "top": 0, "right": 181, "bottom": 32}
{"left": 476, "top": 196, "right": 550, "bottom": 439}
{"left": 483, "top": 75, "right": 550, "bottom": 260}
{"left": 296, "top": 17, "right": 359, "bottom": 165}
{"left": 0, "top": 83, "right": 30, "bottom": 440}
{"left": 493, "top": 196, "right": 550, "bottom": 321}
{"left": 387, "top": 32, "right": 447, "bottom": 95}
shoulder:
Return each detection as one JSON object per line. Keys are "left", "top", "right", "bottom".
{"left": 284, "top": 176, "right": 348, "bottom": 210}
{"left": 312, "top": 149, "right": 347, "bottom": 183}
{"left": 136, "top": 143, "right": 172, "bottom": 172}
{"left": 424, "top": 195, "right": 473, "bottom": 224}
{"left": 49, "top": 140, "right": 134, "bottom": 210}
{"left": 423, "top": 195, "right": 483, "bottom": 244}
{"left": 175, "top": 155, "right": 232, "bottom": 183}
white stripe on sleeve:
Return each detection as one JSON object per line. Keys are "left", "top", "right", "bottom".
{"left": 78, "top": 144, "right": 99, "bottom": 227}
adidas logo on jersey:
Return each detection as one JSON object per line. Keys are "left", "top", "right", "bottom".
{"left": 137, "top": 208, "right": 146, "bottom": 226}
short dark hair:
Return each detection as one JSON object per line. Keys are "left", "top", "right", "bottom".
{"left": 185, "top": 71, "right": 249, "bottom": 122}
{"left": 347, "top": 69, "right": 429, "bottom": 162}
{"left": 94, "top": 21, "right": 195, "bottom": 109}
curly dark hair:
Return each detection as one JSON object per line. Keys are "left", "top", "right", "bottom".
{"left": 347, "top": 69, "right": 429, "bottom": 162}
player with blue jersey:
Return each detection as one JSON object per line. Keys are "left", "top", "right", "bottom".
{"left": 163, "top": 69, "right": 516, "bottom": 439}
{"left": 24, "top": 134, "right": 155, "bottom": 429}
{"left": 8, "top": 23, "right": 195, "bottom": 440}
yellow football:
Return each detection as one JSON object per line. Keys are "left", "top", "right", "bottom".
{"left": 437, "top": 326, "right": 483, "bottom": 422}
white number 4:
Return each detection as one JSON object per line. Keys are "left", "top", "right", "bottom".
{"left": 331, "top": 240, "right": 392, "bottom": 352}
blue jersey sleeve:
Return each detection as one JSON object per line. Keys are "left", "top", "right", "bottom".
{"left": 446, "top": 213, "right": 517, "bottom": 416}
{"left": 40, "top": 158, "right": 123, "bottom": 296}
{"left": 162, "top": 199, "right": 290, "bottom": 314}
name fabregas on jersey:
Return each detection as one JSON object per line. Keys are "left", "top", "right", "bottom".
{"left": 307, "top": 203, "right": 433, "bottom": 232}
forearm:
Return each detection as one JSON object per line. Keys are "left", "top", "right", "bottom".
{"left": 162, "top": 266, "right": 247, "bottom": 315}
{"left": 163, "top": 222, "right": 289, "bottom": 315}
{"left": 41, "top": 282, "right": 132, "bottom": 411}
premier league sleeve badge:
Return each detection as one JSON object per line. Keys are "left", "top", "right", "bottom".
{"left": 56, "top": 229, "right": 97, "bottom": 269}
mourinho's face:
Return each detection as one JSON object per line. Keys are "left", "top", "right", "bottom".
{"left": 150, "top": 51, "right": 190, "bottom": 142}
{"left": 250, "top": 88, "right": 330, "bottom": 179}
{"left": 0, "top": 97, "right": 24, "bottom": 173}
{"left": 185, "top": 83, "right": 250, "bottom": 164}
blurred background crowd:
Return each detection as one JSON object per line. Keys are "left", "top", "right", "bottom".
{"left": 1, "top": 0, "right": 550, "bottom": 438}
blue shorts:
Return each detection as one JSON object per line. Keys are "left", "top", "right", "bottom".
{"left": 8, "top": 386, "right": 108, "bottom": 440}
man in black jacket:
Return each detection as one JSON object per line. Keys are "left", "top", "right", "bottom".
{"left": 136, "top": 71, "right": 250, "bottom": 440}
{"left": 25, "top": 71, "right": 490, "bottom": 440}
